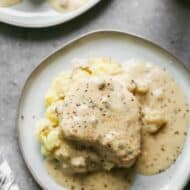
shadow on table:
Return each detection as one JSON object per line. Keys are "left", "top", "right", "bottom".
{"left": 175, "top": 0, "right": 190, "bottom": 7}
{"left": 0, "top": 0, "right": 112, "bottom": 41}
{"left": 184, "top": 182, "right": 190, "bottom": 190}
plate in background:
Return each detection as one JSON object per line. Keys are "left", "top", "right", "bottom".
{"left": 17, "top": 30, "right": 190, "bottom": 190}
{"left": 0, "top": 0, "right": 100, "bottom": 28}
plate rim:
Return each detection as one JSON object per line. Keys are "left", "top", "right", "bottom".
{"left": 0, "top": 0, "right": 101, "bottom": 28}
{"left": 17, "top": 29, "right": 190, "bottom": 190}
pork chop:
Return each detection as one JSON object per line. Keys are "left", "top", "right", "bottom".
{"left": 57, "top": 75, "right": 141, "bottom": 168}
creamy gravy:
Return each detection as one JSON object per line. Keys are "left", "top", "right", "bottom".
{"left": 48, "top": 0, "right": 88, "bottom": 12}
{"left": 45, "top": 61, "right": 190, "bottom": 189}
{"left": 45, "top": 160, "right": 134, "bottom": 190}
{"left": 124, "top": 61, "right": 190, "bottom": 175}
{"left": 0, "top": 0, "right": 20, "bottom": 6}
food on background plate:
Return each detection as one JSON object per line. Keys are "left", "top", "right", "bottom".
{"left": 36, "top": 58, "right": 190, "bottom": 190}
{"left": 0, "top": 0, "right": 88, "bottom": 13}
{"left": 0, "top": 0, "right": 20, "bottom": 6}
{"left": 49, "top": 0, "right": 88, "bottom": 12}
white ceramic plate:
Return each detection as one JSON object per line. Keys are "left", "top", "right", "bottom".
{"left": 0, "top": 0, "right": 100, "bottom": 28}
{"left": 17, "top": 30, "right": 190, "bottom": 190}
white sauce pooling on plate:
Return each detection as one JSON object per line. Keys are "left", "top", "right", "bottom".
{"left": 124, "top": 61, "right": 190, "bottom": 175}
{"left": 0, "top": 0, "right": 20, "bottom": 6}
{"left": 45, "top": 160, "right": 134, "bottom": 190}
{"left": 48, "top": 0, "right": 88, "bottom": 12}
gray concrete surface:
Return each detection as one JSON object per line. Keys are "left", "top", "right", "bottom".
{"left": 0, "top": 0, "right": 190, "bottom": 189}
